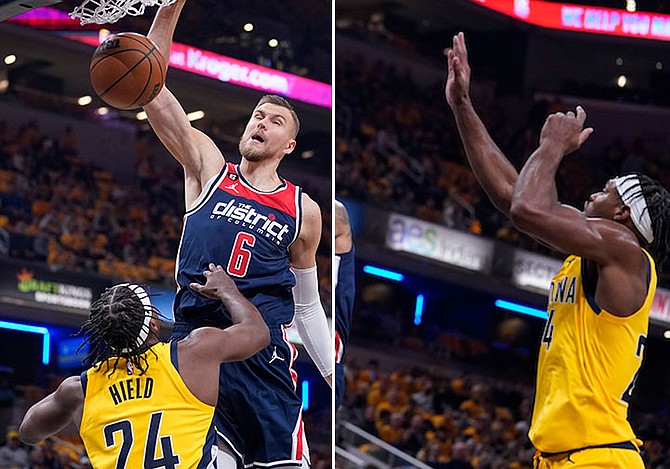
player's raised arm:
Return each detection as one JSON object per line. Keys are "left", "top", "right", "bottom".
{"left": 509, "top": 107, "right": 650, "bottom": 316}
{"left": 445, "top": 32, "right": 518, "bottom": 216}
{"left": 290, "top": 194, "right": 333, "bottom": 387}
{"left": 509, "top": 107, "right": 605, "bottom": 258}
{"left": 144, "top": 0, "right": 224, "bottom": 209}
{"left": 19, "top": 376, "right": 83, "bottom": 445}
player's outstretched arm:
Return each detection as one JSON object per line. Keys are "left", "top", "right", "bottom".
{"left": 144, "top": 0, "right": 224, "bottom": 209}
{"left": 290, "top": 195, "right": 333, "bottom": 387}
{"left": 188, "top": 264, "right": 270, "bottom": 362}
{"left": 20, "top": 376, "right": 83, "bottom": 445}
{"left": 510, "top": 107, "right": 599, "bottom": 255}
{"left": 509, "top": 107, "right": 647, "bottom": 316}
{"left": 445, "top": 32, "right": 518, "bottom": 216}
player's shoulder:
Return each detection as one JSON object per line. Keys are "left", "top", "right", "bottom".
{"left": 335, "top": 200, "right": 350, "bottom": 223}
{"left": 57, "top": 375, "right": 84, "bottom": 403}
{"left": 301, "top": 192, "right": 321, "bottom": 219}
{"left": 591, "top": 217, "right": 646, "bottom": 264}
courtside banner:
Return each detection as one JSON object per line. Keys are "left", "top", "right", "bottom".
{"left": 512, "top": 249, "right": 563, "bottom": 294}
{"left": 385, "top": 213, "right": 494, "bottom": 273}
{"left": 472, "top": 0, "right": 670, "bottom": 42}
{"left": 0, "top": 258, "right": 108, "bottom": 313}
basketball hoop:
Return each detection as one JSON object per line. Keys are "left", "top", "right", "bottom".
{"left": 70, "top": 0, "right": 176, "bottom": 25}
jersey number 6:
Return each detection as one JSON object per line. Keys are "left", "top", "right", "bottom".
{"left": 227, "top": 232, "right": 256, "bottom": 277}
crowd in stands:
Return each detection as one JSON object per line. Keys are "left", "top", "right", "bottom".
{"left": 335, "top": 56, "right": 670, "bottom": 276}
{"left": 338, "top": 358, "right": 670, "bottom": 469}
{"left": 0, "top": 120, "right": 182, "bottom": 285}
{"left": 0, "top": 430, "right": 93, "bottom": 469}
{"left": 0, "top": 118, "right": 332, "bottom": 300}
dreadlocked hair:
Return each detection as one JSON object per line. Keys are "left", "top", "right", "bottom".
{"left": 621, "top": 173, "right": 670, "bottom": 269}
{"left": 78, "top": 284, "right": 158, "bottom": 377}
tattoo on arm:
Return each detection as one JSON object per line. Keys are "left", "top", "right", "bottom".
{"left": 337, "top": 205, "right": 350, "bottom": 226}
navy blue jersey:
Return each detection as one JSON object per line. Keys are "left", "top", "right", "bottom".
{"left": 335, "top": 246, "right": 355, "bottom": 364}
{"left": 174, "top": 162, "right": 302, "bottom": 333}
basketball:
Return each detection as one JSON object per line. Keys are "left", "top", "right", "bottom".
{"left": 90, "top": 32, "right": 166, "bottom": 110}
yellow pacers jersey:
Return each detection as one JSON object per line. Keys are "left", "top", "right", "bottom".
{"left": 79, "top": 342, "right": 216, "bottom": 469}
{"left": 529, "top": 252, "right": 656, "bottom": 453}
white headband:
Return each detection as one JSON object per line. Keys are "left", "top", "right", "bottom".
{"left": 115, "top": 283, "right": 154, "bottom": 354}
{"left": 613, "top": 175, "right": 654, "bottom": 244}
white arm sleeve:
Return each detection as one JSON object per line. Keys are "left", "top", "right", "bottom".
{"left": 292, "top": 265, "right": 333, "bottom": 377}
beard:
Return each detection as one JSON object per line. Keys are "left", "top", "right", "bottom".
{"left": 238, "top": 138, "right": 272, "bottom": 162}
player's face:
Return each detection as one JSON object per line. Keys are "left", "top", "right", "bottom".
{"left": 238, "top": 103, "right": 296, "bottom": 162}
{"left": 584, "top": 180, "right": 623, "bottom": 218}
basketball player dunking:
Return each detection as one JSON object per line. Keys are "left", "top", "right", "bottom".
{"left": 446, "top": 32, "right": 670, "bottom": 468}
{"left": 334, "top": 200, "right": 355, "bottom": 411}
{"left": 143, "top": 1, "right": 332, "bottom": 468}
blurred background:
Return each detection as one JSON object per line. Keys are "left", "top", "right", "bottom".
{"left": 335, "top": 1, "right": 670, "bottom": 468}
{"left": 0, "top": 0, "right": 331, "bottom": 467}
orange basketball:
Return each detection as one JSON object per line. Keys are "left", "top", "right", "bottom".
{"left": 90, "top": 32, "right": 166, "bottom": 110}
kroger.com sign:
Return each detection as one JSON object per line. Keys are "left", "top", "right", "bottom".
{"left": 385, "top": 214, "right": 494, "bottom": 273}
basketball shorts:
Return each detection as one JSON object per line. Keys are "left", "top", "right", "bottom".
{"left": 533, "top": 441, "right": 644, "bottom": 469}
{"left": 215, "top": 323, "right": 307, "bottom": 468}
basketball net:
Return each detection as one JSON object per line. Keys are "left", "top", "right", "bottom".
{"left": 70, "top": 0, "right": 176, "bottom": 25}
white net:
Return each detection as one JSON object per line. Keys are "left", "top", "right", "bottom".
{"left": 70, "top": 0, "right": 176, "bottom": 25}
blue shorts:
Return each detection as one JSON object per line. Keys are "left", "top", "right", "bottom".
{"left": 215, "top": 324, "right": 306, "bottom": 468}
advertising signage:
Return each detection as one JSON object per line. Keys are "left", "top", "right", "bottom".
{"left": 0, "top": 258, "right": 109, "bottom": 314}
{"left": 385, "top": 213, "right": 495, "bottom": 274}
{"left": 473, "top": 0, "right": 670, "bottom": 42}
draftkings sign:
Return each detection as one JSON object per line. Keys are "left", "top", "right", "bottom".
{"left": 0, "top": 259, "right": 108, "bottom": 313}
